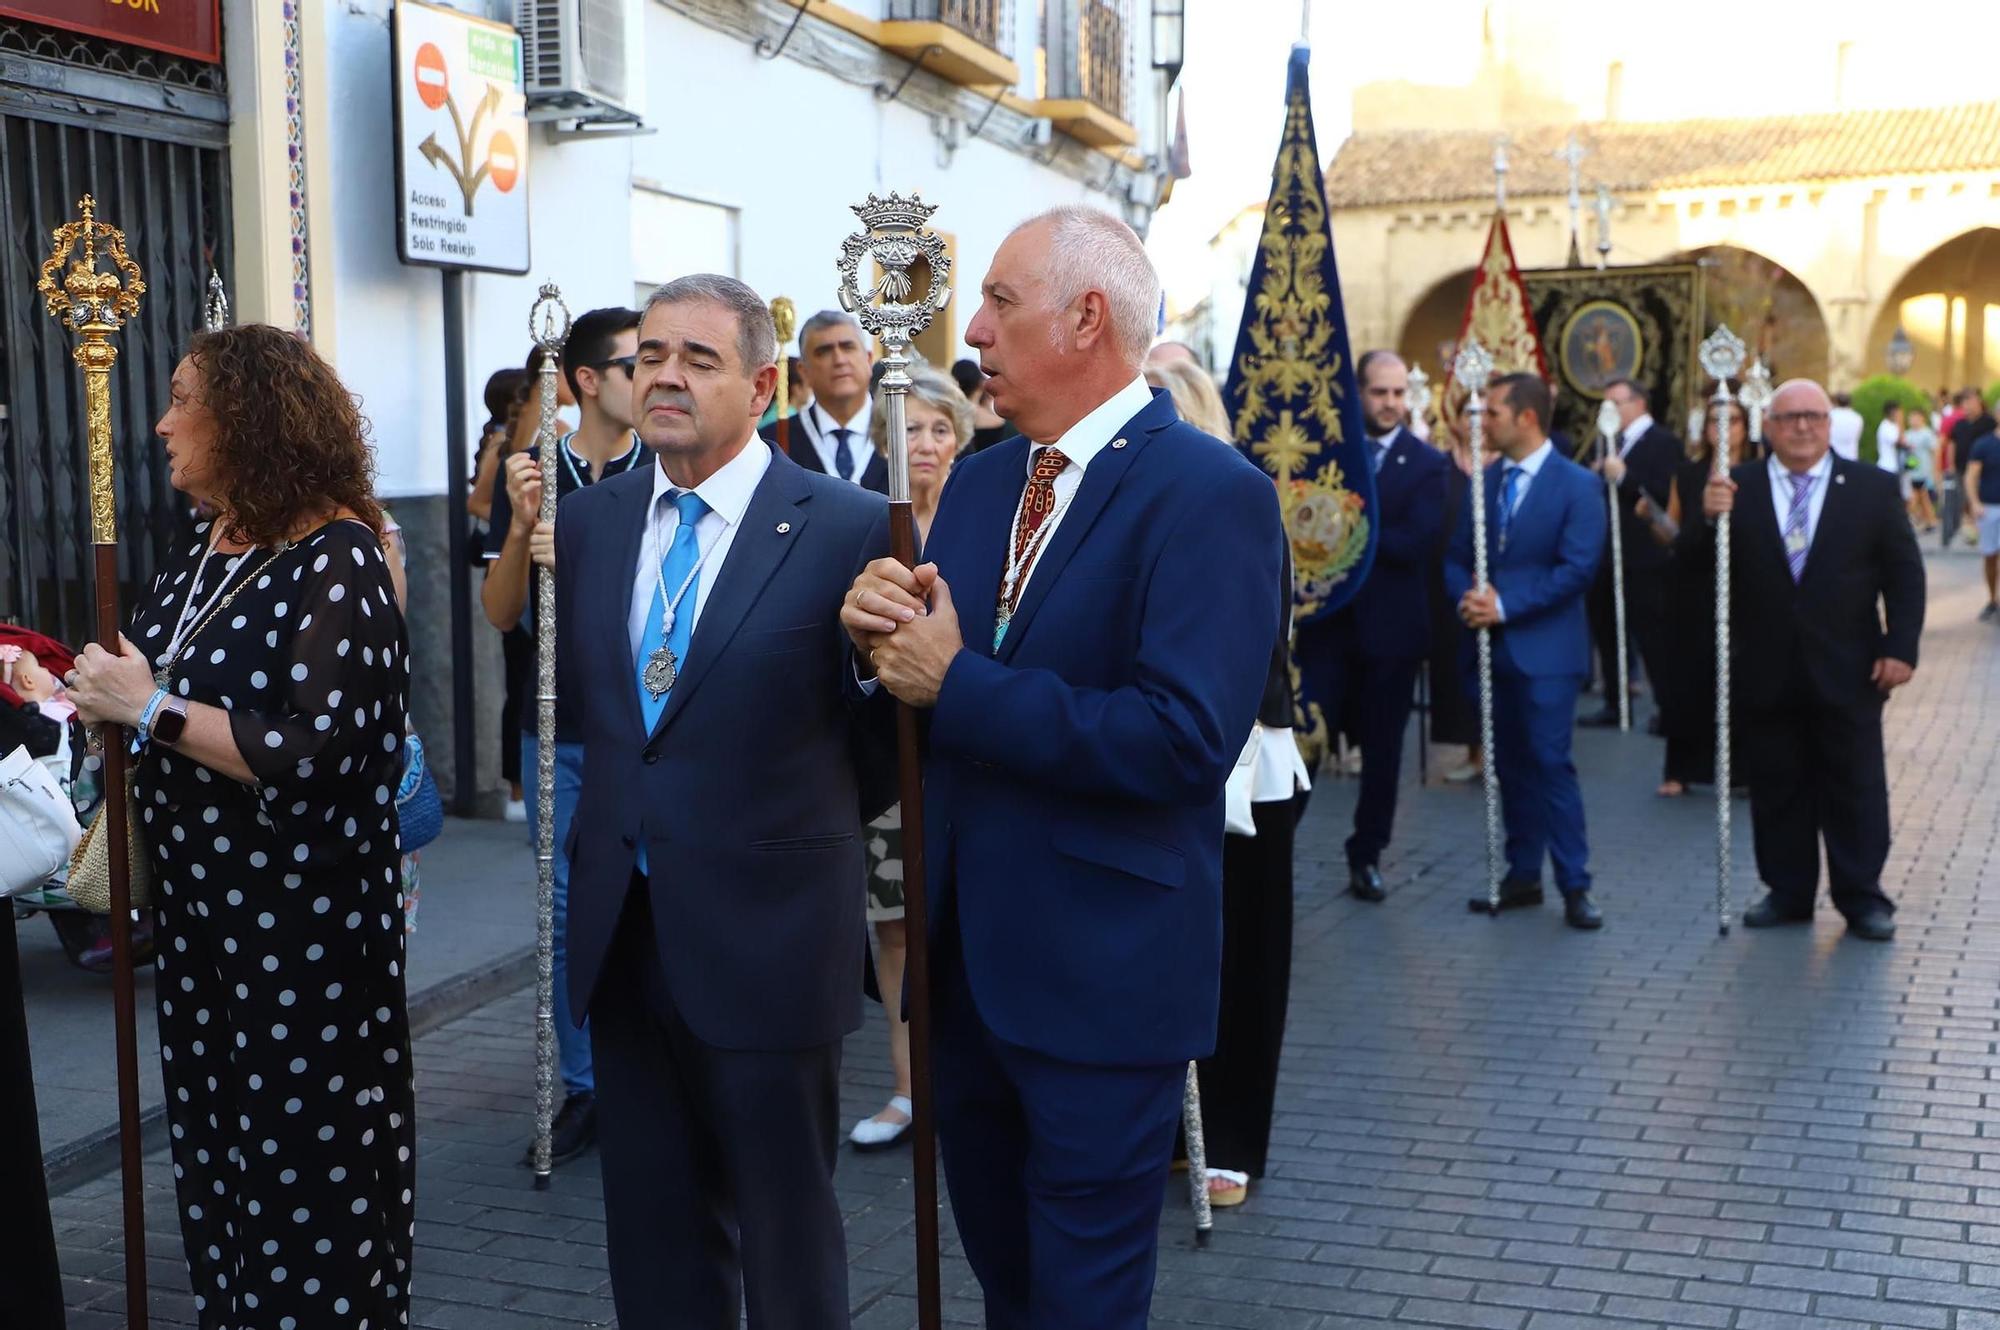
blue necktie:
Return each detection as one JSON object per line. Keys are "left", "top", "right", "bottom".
{"left": 1497, "top": 465, "right": 1524, "bottom": 549}
{"left": 832, "top": 428, "right": 855, "bottom": 483}
{"left": 633, "top": 491, "right": 709, "bottom": 873}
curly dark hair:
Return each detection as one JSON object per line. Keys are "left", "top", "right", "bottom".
{"left": 187, "top": 325, "right": 383, "bottom": 547}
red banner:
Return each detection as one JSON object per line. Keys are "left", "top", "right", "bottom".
{"left": 0, "top": 0, "right": 222, "bottom": 64}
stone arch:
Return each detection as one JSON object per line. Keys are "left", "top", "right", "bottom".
{"left": 1396, "top": 267, "right": 1475, "bottom": 379}
{"left": 1670, "top": 245, "right": 1830, "bottom": 386}
{"left": 1865, "top": 227, "right": 2000, "bottom": 396}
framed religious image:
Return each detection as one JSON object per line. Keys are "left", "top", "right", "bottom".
{"left": 1558, "top": 300, "right": 1645, "bottom": 399}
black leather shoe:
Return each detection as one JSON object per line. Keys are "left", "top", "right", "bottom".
{"left": 1468, "top": 877, "right": 1543, "bottom": 913}
{"left": 1563, "top": 891, "right": 1604, "bottom": 930}
{"left": 1577, "top": 707, "right": 1621, "bottom": 728}
{"left": 1741, "top": 895, "right": 1813, "bottom": 929}
{"left": 1348, "top": 865, "right": 1387, "bottom": 902}
{"left": 523, "top": 1091, "right": 597, "bottom": 1167}
{"left": 1845, "top": 909, "right": 1896, "bottom": 942}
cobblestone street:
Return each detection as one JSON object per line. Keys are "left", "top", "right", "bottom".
{"left": 55, "top": 548, "right": 2000, "bottom": 1329}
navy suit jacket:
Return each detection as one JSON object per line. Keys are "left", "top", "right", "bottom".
{"left": 1445, "top": 448, "right": 1606, "bottom": 680}
{"left": 554, "top": 448, "right": 893, "bottom": 1051}
{"left": 760, "top": 412, "right": 890, "bottom": 493}
{"left": 918, "top": 389, "right": 1284, "bottom": 1068}
{"left": 1331, "top": 427, "right": 1450, "bottom": 659}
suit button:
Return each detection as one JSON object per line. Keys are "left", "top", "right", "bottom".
{"left": 643, "top": 750, "right": 660, "bottom": 765}
{"left": 621, "top": 833, "right": 636, "bottom": 849}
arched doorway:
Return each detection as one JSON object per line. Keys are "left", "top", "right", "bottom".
{"left": 1396, "top": 267, "right": 1474, "bottom": 380}
{"left": 1867, "top": 228, "right": 2000, "bottom": 396}
{"left": 1674, "top": 246, "right": 1830, "bottom": 386}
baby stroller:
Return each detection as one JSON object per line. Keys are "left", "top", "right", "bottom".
{"left": 2, "top": 624, "right": 155, "bottom": 973}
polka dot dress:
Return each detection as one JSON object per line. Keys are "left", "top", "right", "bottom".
{"left": 129, "top": 519, "right": 415, "bottom": 1330}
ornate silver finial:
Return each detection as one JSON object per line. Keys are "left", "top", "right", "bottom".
{"left": 1556, "top": 132, "right": 1587, "bottom": 252}
{"left": 203, "top": 267, "right": 229, "bottom": 332}
{"left": 530, "top": 282, "right": 572, "bottom": 353}
{"left": 1739, "top": 356, "right": 1773, "bottom": 414}
{"left": 1453, "top": 337, "right": 1494, "bottom": 393}
{"left": 835, "top": 191, "right": 951, "bottom": 351}
{"left": 1492, "top": 135, "right": 1510, "bottom": 212}
{"left": 1595, "top": 397, "right": 1620, "bottom": 440}
{"left": 1406, "top": 363, "right": 1433, "bottom": 423}
{"left": 1699, "top": 325, "right": 1747, "bottom": 384}
{"left": 1593, "top": 185, "right": 1614, "bottom": 265}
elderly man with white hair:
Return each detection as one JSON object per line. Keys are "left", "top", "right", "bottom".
{"left": 843, "top": 207, "right": 1285, "bottom": 1328}
{"left": 1699, "top": 378, "right": 1925, "bottom": 941}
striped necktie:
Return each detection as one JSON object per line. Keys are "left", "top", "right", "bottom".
{"left": 1782, "top": 471, "right": 1813, "bottom": 582}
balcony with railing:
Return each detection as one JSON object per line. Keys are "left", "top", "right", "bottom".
{"left": 1037, "top": 0, "right": 1136, "bottom": 148}
{"left": 881, "top": 0, "right": 1019, "bottom": 90}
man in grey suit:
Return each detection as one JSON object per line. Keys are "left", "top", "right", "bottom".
{"left": 552, "top": 273, "right": 891, "bottom": 1327}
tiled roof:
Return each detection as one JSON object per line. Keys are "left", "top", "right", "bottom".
{"left": 1325, "top": 102, "right": 2000, "bottom": 208}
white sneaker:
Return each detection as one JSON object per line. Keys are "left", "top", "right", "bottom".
{"left": 850, "top": 1095, "right": 913, "bottom": 1152}
{"left": 503, "top": 798, "right": 527, "bottom": 823}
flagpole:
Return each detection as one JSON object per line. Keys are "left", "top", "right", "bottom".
{"left": 527, "top": 284, "right": 570, "bottom": 1189}
{"left": 40, "top": 194, "right": 150, "bottom": 1329}
{"left": 1698, "top": 327, "right": 1747, "bottom": 936}
{"left": 1597, "top": 400, "right": 1630, "bottom": 732}
{"left": 1454, "top": 340, "right": 1504, "bottom": 912}
{"left": 837, "top": 193, "right": 951, "bottom": 1330}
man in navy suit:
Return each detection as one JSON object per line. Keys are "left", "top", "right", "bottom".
{"left": 1295, "top": 350, "right": 1451, "bottom": 901}
{"left": 758, "top": 308, "right": 891, "bottom": 493}
{"left": 843, "top": 207, "right": 1283, "bottom": 1329}
{"left": 554, "top": 274, "right": 891, "bottom": 1327}
{"left": 1448, "top": 372, "right": 1608, "bottom": 930}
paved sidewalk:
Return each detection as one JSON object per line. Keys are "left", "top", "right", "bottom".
{"left": 53, "top": 548, "right": 2000, "bottom": 1328}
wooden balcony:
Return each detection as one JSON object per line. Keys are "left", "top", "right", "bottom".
{"left": 881, "top": 0, "right": 1019, "bottom": 88}
{"left": 1034, "top": 0, "right": 1137, "bottom": 148}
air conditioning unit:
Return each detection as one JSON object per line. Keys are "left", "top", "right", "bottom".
{"left": 517, "top": 0, "right": 646, "bottom": 128}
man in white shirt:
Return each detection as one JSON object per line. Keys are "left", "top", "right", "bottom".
{"left": 552, "top": 273, "right": 893, "bottom": 1327}
{"left": 760, "top": 309, "right": 888, "bottom": 492}
{"left": 1829, "top": 391, "right": 1864, "bottom": 462}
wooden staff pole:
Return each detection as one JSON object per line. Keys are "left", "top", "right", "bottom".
{"left": 836, "top": 192, "right": 949, "bottom": 1330}
{"left": 39, "top": 193, "right": 150, "bottom": 1328}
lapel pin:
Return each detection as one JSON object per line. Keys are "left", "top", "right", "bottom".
{"left": 775, "top": 521, "right": 792, "bottom": 534}
{"left": 1397, "top": 454, "right": 1408, "bottom": 464}
{"left": 1111, "top": 437, "right": 1128, "bottom": 450}
{"left": 1835, "top": 475, "right": 1846, "bottom": 485}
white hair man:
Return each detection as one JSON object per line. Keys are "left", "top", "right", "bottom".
{"left": 842, "top": 206, "right": 1286, "bottom": 1326}
{"left": 1699, "top": 378, "right": 1924, "bottom": 941}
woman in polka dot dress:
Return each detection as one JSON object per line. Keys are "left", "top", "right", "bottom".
{"left": 68, "top": 325, "right": 416, "bottom": 1330}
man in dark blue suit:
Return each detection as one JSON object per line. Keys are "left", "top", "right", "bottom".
{"left": 553, "top": 274, "right": 891, "bottom": 1328}
{"left": 1294, "top": 350, "right": 1451, "bottom": 901}
{"left": 844, "top": 208, "right": 1284, "bottom": 1329}
{"left": 1447, "top": 372, "right": 1608, "bottom": 930}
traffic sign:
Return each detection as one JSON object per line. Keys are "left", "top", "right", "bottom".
{"left": 393, "top": 0, "right": 530, "bottom": 274}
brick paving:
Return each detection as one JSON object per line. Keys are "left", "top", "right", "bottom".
{"left": 55, "top": 548, "right": 2000, "bottom": 1328}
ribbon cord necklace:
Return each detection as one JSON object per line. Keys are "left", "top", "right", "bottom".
{"left": 640, "top": 511, "right": 721, "bottom": 699}
{"left": 156, "top": 529, "right": 253, "bottom": 688}
{"left": 993, "top": 477, "right": 1075, "bottom": 652}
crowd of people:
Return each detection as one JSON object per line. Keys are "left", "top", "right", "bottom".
{"left": 0, "top": 199, "right": 1945, "bottom": 1329}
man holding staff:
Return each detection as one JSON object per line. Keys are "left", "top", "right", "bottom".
{"left": 552, "top": 274, "right": 892, "bottom": 1326}
{"left": 843, "top": 206, "right": 1283, "bottom": 1328}
{"left": 1698, "top": 378, "right": 1924, "bottom": 941}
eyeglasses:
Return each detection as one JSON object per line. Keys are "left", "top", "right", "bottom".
{"left": 1769, "top": 410, "right": 1830, "bottom": 429}
{"left": 592, "top": 355, "right": 637, "bottom": 376}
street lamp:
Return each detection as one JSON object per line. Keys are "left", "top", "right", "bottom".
{"left": 1886, "top": 324, "right": 1915, "bottom": 376}
{"left": 1151, "top": 0, "right": 1185, "bottom": 82}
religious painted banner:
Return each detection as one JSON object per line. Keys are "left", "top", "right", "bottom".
{"left": 1524, "top": 264, "right": 1705, "bottom": 456}
{"left": 1221, "top": 43, "right": 1375, "bottom": 627}
{"left": 1435, "top": 212, "right": 1551, "bottom": 442}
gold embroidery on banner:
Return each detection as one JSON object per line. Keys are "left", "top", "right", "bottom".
{"left": 1437, "top": 216, "right": 1549, "bottom": 442}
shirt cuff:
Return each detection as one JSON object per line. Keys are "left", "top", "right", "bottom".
{"left": 853, "top": 659, "right": 879, "bottom": 695}
{"left": 1494, "top": 594, "right": 1507, "bottom": 623}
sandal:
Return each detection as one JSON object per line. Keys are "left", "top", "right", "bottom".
{"left": 849, "top": 1095, "right": 913, "bottom": 1152}
{"left": 1205, "top": 1167, "right": 1249, "bottom": 1208}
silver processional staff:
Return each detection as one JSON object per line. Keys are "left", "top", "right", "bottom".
{"left": 1698, "top": 325, "right": 1747, "bottom": 936}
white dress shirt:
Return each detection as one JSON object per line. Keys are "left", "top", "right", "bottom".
{"left": 807, "top": 399, "right": 874, "bottom": 486}
{"left": 1015, "top": 375, "right": 1155, "bottom": 599}
{"left": 1828, "top": 407, "right": 1863, "bottom": 462}
{"left": 1767, "top": 450, "right": 1833, "bottom": 555}
{"left": 627, "top": 435, "right": 773, "bottom": 658}
{"left": 1618, "top": 414, "right": 1654, "bottom": 458}
{"left": 1492, "top": 438, "right": 1555, "bottom": 623}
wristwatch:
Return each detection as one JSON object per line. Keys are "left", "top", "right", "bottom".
{"left": 150, "top": 695, "right": 190, "bottom": 747}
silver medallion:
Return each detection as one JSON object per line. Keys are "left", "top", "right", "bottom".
{"left": 642, "top": 643, "right": 678, "bottom": 698}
